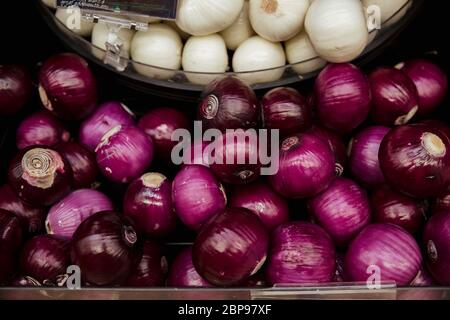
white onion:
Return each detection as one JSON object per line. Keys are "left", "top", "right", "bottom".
{"left": 232, "top": 36, "right": 286, "bottom": 85}
{"left": 164, "top": 21, "right": 191, "bottom": 40}
{"left": 176, "top": 0, "right": 245, "bottom": 36}
{"left": 55, "top": 8, "right": 95, "bottom": 37}
{"left": 91, "top": 23, "right": 135, "bottom": 59}
{"left": 285, "top": 31, "right": 326, "bottom": 75}
{"left": 182, "top": 34, "right": 229, "bottom": 85}
{"left": 362, "top": 0, "right": 410, "bottom": 26}
{"left": 249, "top": 0, "right": 310, "bottom": 42}
{"left": 131, "top": 23, "right": 183, "bottom": 80}
{"left": 305, "top": 0, "right": 369, "bottom": 63}
{"left": 221, "top": 1, "right": 255, "bottom": 51}
{"left": 42, "top": 0, "right": 56, "bottom": 8}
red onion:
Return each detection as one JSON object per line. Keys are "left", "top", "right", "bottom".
{"left": 397, "top": 59, "right": 448, "bottom": 117}
{"left": 11, "top": 276, "right": 41, "bottom": 287}
{"left": 307, "top": 178, "right": 371, "bottom": 246}
{"left": 138, "top": 107, "right": 190, "bottom": 162}
{"left": 229, "top": 181, "right": 289, "bottom": 231}
{"left": 423, "top": 210, "right": 450, "bottom": 285}
{"left": 79, "top": 101, "right": 135, "bottom": 152}
{"left": 0, "top": 209, "right": 23, "bottom": 253}
{"left": 369, "top": 67, "right": 419, "bottom": 126}
{"left": 172, "top": 165, "right": 226, "bottom": 230}
{"left": 125, "top": 241, "right": 168, "bottom": 287}
{"left": 314, "top": 63, "right": 371, "bottom": 133}
{"left": 265, "top": 221, "right": 336, "bottom": 285}
{"left": 0, "top": 184, "right": 46, "bottom": 235}
{"left": 410, "top": 267, "right": 436, "bottom": 287}
{"left": 0, "top": 65, "right": 33, "bottom": 116}
{"left": 95, "top": 125, "right": 153, "bottom": 184}
{"left": 379, "top": 123, "right": 450, "bottom": 198}
{"left": 0, "top": 252, "right": 15, "bottom": 285}
{"left": 269, "top": 133, "right": 335, "bottom": 199}
{"left": 345, "top": 224, "right": 422, "bottom": 286}
{"left": 8, "top": 146, "right": 73, "bottom": 206}
{"left": 16, "top": 111, "right": 70, "bottom": 150}
{"left": 46, "top": 189, "right": 114, "bottom": 239}
{"left": 56, "top": 142, "right": 99, "bottom": 189}
{"left": 71, "top": 211, "right": 141, "bottom": 286}
{"left": 38, "top": 53, "right": 97, "bottom": 121}
{"left": 166, "top": 246, "right": 213, "bottom": 287}
{"left": 371, "top": 185, "right": 427, "bottom": 235}
{"left": 348, "top": 126, "right": 390, "bottom": 188}
{"left": 193, "top": 207, "right": 269, "bottom": 287}
{"left": 198, "top": 76, "right": 260, "bottom": 132}
{"left": 124, "top": 173, "right": 176, "bottom": 238}
{"left": 20, "top": 235, "right": 70, "bottom": 284}
{"left": 182, "top": 140, "right": 211, "bottom": 167}
{"left": 433, "top": 188, "right": 450, "bottom": 213}
{"left": 261, "top": 87, "right": 312, "bottom": 137}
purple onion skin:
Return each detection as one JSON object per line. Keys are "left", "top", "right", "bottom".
{"left": 124, "top": 173, "right": 177, "bottom": 238}
{"left": 16, "top": 111, "right": 70, "bottom": 150}
{"left": 379, "top": 123, "right": 450, "bottom": 199}
{"left": 79, "top": 101, "right": 135, "bottom": 152}
{"left": 173, "top": 165, "right": 227, "bottom": 230}
{"left": 369, "top": 67, "right": 419, "bottom": 126}
{"left": 269, "top": 133, "right": 335, "bottom": 199}
{"left": 8, "top": 146, "right": 73, "bottom": 206}
{"left": 262, "top": 87, "right": 312, "bottom": 137}
{"left": 433, "top": 188, "right": 450, "bottom": 213}
{"left": 182, "top": 140, "right": 211, "bottom": 167}
{"left": 314, "top": 63, "right": 371, "bottom": 133}
{"left": 0, "top": 209, "right": 23, "bottom": 253}
{"left": 125, "top": 241, "right": 168, "bottom": 287}
{"left": 199, "top": 76, "right": 260, "bottom": 132}
{"left": 167, "top": 247, "right": 213, "bottom": 287}
{"left": 229, "top": 181, "right": 289, "bottom": 231}
{"left": 348, "top": 126, "right": 390, "bottom": 188}
{"left": 71, "top": 211, "right": 141, "bottom": 286}
{"left": 371, "top": 185, "right": 427, "bottom": 235}
{"left": 95, "top": 126, "right": 153, "bottom": 184}
{"left": 0, "top": 253, "right": 15, "bottom": 285}
{"left": 266, "top": 221, "right": 336, "bottom": 285}
{"left": 410, "top": 267, "right": 436, "bottom": 287}
{"left": 423, "top": 211, "right": 450, "bottom": 285}
{"left": 345, "top": 224, "right": 422, "bottom": 286}
{"left": 46, "top": 189, "right": 114, "bottom": 239}
{"left": 397, "top": 59, "right": 448, "bottom": 117}
{"left": 0, "top": 65, "right": 33, "bottom": 116}
{"left": 38, "top": 53, "right": 97, "bottom": 121}
{"left": 193, "top": 208, "right": 269, "bottom": 287}
{"left": 0, "top": 185, "right": 46, "bottom": 235}
{"left": 57, "top": 142, "right": 98, "bottom": 189}
{"left": 11, "top": 276, "right": 42, "bottom": 287}
{"left": 20, "top": 235, "right": 69, "bottom": 284}
{"left": 307, "top": 178, "right": 371, "bottom": 246}
{"left": 138, "top": 107, "right": 190, "bottom": 162}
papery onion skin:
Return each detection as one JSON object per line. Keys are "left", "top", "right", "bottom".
{"left": 0, "top": 209, "right": 23, "bottom": 253}
{"left": 193, "top": 207, "right": 269, "bottom": 287}
{"left": 46, "top": 189, "right": 114, "bottom": 239}
{"left": 410, "top": 267, "right": 436, "bottom": 287}
{"left": 307, "top": 178, "right": 371, "bottom": 246}
{"left": 269, "top": 133, "right": 335, "bottom": 199}
{"left": 71, "top": 211, "right": 141, "bottom": 286}
{"left": 371, "top": 185, "right": 427, "bottom": 235}
{"left": 314, "top": 63, "right": 371, "bottom": 133}
{"left": 20, "top": 235, "right": 69, "bottom": 284}
{"left": 125, "top": 241, "right": 168, "bottom": 287}
{"left": 397, "top": 59, "right": 448, "bottom": 117}
{"left": 95, "top": 126, "right": 153, "bottom": 184}
{"left": 199, "top": 76, "right": 260, "bottom": 132}
{"left": 124, "top": 173, "right": 176, "bottom": 238}
{"left": 166, "top": 246, "right": 213, "bottom": 288}
{"left": 369, "top": 67, "right": 419, "bottom": 126}
{"left": 0, "top": 65, "right": 33, "bottom": 116}
{"left": 261, "top": 87, "right": 312, "bottom": 138}
{"left": 0, "top": 185, "right": 46, "bottom": 235}
{"left": 57, "top": 142, "right": 99, "bottom": 189}
{"left": 229, "top": 181, "right": 289, "bottom": 231}
{"left": 79, "top": 101, "right": 135, "bottom": 152}
{"left": 433, "top": 188, "right": 450, "bottom": 213}
{"left": 379, "top": 123, "right": 450, "bottom": 199}
{"left": 16, "top": 111, "right": 70, "bottom": 150}
{"left": 265, "top": 221, "right": 336, "bottom": 285}
{"left": 172, "top": 165, "right": 226, "bottom": 230}
{"left": 38, "top": 53, "right": 97, "bottom": 121}
{"left": 423, "top": 211, "right": 450, "bottom": 285}
{"left": 8, "top": 146, "right": 73, "bottom": 206}
{"left": 348, "top": 126, "right": 390, "bottom": 188}
{"left": 345, "top": 223, "right": 422, "bottom": 286}
{"left": 182, "top": 140, "right": 211, "bottom": 167}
